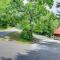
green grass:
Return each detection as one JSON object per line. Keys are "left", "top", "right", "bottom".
{"left": 0, "top": 27, "right": 32, "bottom": 44}
{"left": 7, "top": 32, "right": 32, "bottom": 44}
{"left": 0, "top": 26, "right": 13, "bottom": 31}
{"left": 16, "top": 38, "right": 32, "bottom": 44}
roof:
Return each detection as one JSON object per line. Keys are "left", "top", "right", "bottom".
{"left": 54, "top": 27, "right": 60, "bottom": 34}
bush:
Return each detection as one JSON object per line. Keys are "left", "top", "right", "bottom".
{"left": 20, "top": 29, "right": 33, "bottom": 40}
{"left": 0, "top": 20, "right": 7, "bottom": 28}
{"left": 33, "top": 13, "right": 59, "bottom": 37}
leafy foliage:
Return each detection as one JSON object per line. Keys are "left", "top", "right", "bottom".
{"left": 19, "top": 1, "right": 59, "bottom": 37}
{"left": 20, "top": 29, "right": 32, "bottom": 40}
{"left": 34, "top": 13, "right": 59, "bottom": 37}
{"left": 0, "top": 0, "right": 59, "bottom": 40}
{"left": 29, "top": 0, "right": 53, "bottom": 8}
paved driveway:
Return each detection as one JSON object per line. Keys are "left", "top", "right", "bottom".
{"left": 0, "top": 31, "right": 60, "bottom": 60}
{"left": 0, "top": 40, "right": 60, "bottom": 60}
{"left": 15, "top": 42, "right": 60, "bottom": 60}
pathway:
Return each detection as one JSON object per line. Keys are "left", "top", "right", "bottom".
{"left": 0, "top": 28, "right": 60, "bottom": 60}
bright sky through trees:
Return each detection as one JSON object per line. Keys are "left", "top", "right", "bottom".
{"left": 23, "top": 0, "right": 28, "bottom": 5}
{"left": 51, "top": 0, "right": 60, "bottom": 14}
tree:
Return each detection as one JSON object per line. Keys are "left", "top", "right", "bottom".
{"left": 0, "top": 0, "right": 59, "bottom": 40}
{"left": 20, "top": 0, "right": 59, "bottom": 39}
{"left": 0, "top": 0, "right": 11, "bottom": 12}
{"left": 0, "top": 0, "right": 11, "bottom": 28}
{"left": 9, "top": 0, "right": 60, "bottom": 38}
{"left": 29, "top": 0, "right": 53, "bottom": 8}
{"left": 0, "top": 0, "right": 24, "bottom": 27}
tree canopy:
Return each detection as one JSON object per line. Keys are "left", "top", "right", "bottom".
{"left": 0, "top": 0, "right": 59, "bottom": 40}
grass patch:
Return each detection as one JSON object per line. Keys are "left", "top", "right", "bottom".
{"left": 7, "top": 31, "right": 32, "bottom": 44}
{"left": 0, "top": 27, "right": 13, "bottom": 31}
{"left": 0, "top": 27, "right": 32, "bottom": 44}
{"left": 16, "top": 38, "right": 32, "bottom": 44}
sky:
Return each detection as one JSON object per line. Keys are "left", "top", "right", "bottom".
{"left": 51, "top": 0, "right": 60, "bottom": 14}
{"left": 54, "top": 0, "right": 60, "bottom": 2}
{"left": 23, "top": 0, "right": 28, "bottom": 5}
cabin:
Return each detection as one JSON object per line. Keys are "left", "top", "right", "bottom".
{"left": 54, "top": 27, "right": 60, "bottom": 40}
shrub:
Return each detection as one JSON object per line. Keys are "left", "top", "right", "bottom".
{"left": 0, "top": 20, "right": 7, "bottom": 28}
{"left": 20, "top": 29, "right": 33, "bottom": 40}
{"left": 33, "top": 13, "right": 59, "bottom": 37}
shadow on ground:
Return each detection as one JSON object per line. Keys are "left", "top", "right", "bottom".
{"left": 0, "top": 57, "right": 12, "bottom": 60}
{"left": 14, "top": 42, "right": 60, "bottom": 60}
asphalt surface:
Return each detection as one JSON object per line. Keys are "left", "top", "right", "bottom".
{"left": 0, "top": 31, "right": 60, "bottom": 60}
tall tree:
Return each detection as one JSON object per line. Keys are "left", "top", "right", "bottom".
{"left": 20, "top": 0, "right": 59, "bottom": 40}
{"left": 0, "top": 0, "right": 11, "bottom": 11}
{"left": 28, "top": 0, "right": 53, "bottom": 8}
